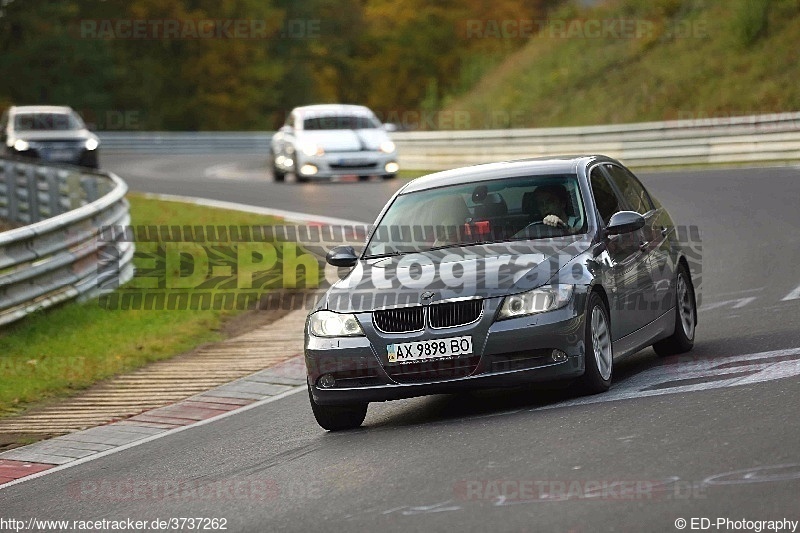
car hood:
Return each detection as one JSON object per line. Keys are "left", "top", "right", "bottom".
{"left": 298, "top": 129, "right": 389, "bottom": 152}
{"left": 323, "top": 236, "right": 592, "bottom": 312}
{"left": 14, "top": 129, "right": 95, "bottom": 142}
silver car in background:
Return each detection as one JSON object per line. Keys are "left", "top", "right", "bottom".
{"left": 270, "top": 104, "right": 399, "bottom": 183}
{"left": 1, "top": 105, "right": 100, "bottom": 168}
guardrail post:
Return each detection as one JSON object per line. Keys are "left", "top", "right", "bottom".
{"left": 0, "top": 160, "right": 16, "bottom": 221}
{"left": 83, "top": 174, "right": 99, "bottom": 202}
{"left": 45, "top": 167, "right": 61, "bottom": 217}
{"left": 25, "top": 164, "right": 40, "bottom": 223}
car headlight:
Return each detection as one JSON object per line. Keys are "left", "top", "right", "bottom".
{"left": 13, "top": 139, "right": 30, "bottom": 151}
{"left": 309, "top": 310, "right": 364, "bottom": 337}
{"left": 85, "top": 138, "right": 99, "bottom": 151}
{"left": 379, "top": 140, "right": 395, "bottom": 154}
{"left": 300, "top": 142, "right": 324, "bottom": 157}
{"left": 498, "top": 284, "right": 574, "bottom": 319}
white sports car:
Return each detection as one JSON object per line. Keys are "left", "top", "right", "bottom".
{"left": 270, "top": 104, "right": 399, "bottom": 183}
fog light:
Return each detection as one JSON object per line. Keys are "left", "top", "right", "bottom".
{"left": 551, "top": 349, "right": 568, "bottom": 363}
{"left": 385, "top": 162, "right": 399, "bottom": 174}
{"left": 300, "top": 164, "right": 318, "bottom": 175}
{"left": 318, "top": 373, "right": 336, "bottom": 388}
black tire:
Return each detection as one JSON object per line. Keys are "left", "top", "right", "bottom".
{"left": 575, "top": 291, "right": 613, "bottom": 395}
{"left": 308, "top": 385, "right": 367, "bottom": 431}
{"left": 358, "top": 175, "right": 371, "bottom": 182}
{"left": 80, "top": 151, "right": 99, "bottom": 169}
{"left": 382, "top": 173, "right": 397, "bottom": 180}
{"left": 653, "top": 264, "right": 696, "bottom": 357}
{"left": 295, "top": 173, "right": 310, "bottom": 183}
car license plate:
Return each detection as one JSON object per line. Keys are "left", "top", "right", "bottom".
{"left": 387, "top": 336, "right": 472, "bottom": 363}
{"left": 48, "top": 150, "right": 74, "bottom": 161}
{"left": 338, "top": 159, "right": 369, "bottom": 167}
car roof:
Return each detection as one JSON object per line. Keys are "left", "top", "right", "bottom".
{"left": 9, "top": 105, "right": 75, "bottom": 115}
{"left": 400, "top": 155, "right": 615, "bottom": 193}
{"left": 292, "top": 104, "right": 374, "bottom": 118}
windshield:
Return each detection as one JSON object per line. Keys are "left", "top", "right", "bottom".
{"left": 364, "top": 174, "right": 587, "bottom": 258}
{"left": 303, "top": 114, "right": 379, "bottom": 130}
{"left": 13, "top": 112, "right": 83, "bottom": 131}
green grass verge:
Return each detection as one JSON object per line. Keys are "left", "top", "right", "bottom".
{"left": 398, "top": 169, "right": 433, "bottom": 180}
{"left": 443, "top": 0, "right": 800, "bottom": 128}
{"left": 0, "top": 193, "right": 313, "bottom": 418}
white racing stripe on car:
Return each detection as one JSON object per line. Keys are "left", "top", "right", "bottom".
{"left": 137, "top": 191, "right": 368, "bottom": 226}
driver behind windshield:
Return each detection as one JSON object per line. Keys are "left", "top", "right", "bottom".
{"left": 533, "top": 184, "right": 579, "bottom": 232}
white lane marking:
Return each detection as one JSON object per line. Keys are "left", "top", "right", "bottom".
{"left": 204, "top": 162, "right": 240, "bottom": 179}
{"left": 712, "top": 287, "right": 764, "bottom": 298}
{"left": 136, "top": 192, "right": 368, "bottom": 226}
{"left": 539, "top": 346, "right": 800, "bottom": 411}
{"left": 699, "top": 296, "right": 757, "bottom": 311}
{"left": 782, "top": 283, "right": 800, "bottom": 301}
{"left": 0, "top": 386, "right": 306, "bottom": 491}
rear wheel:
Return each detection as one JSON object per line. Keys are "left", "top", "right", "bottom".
{"left": 575, "top": 291, "right": 613, "bottom": 395}
{"left": 308, "top": 385, "right": 367, "bottom": 431}
{"left": 653, "top": 264, "right": 696, "bottom": 356}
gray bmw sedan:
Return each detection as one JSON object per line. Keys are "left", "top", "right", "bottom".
{"left": 305, "top": 156, "right": 697, "bottom": 430}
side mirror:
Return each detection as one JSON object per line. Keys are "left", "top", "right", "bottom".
{"left": 605, "top": 211, "right": 645, "bottom": 236}
{"left": 326, "top": 245, "right": 358, "bottom": 267}
{"left": 279, "top": 125, "right": 293, "bottom": 134}
{"left": 382, "top": 123, "right": 397, "bottom": 132}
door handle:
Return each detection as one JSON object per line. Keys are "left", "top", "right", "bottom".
{"left": 661, "top": 226, "right": 669, "bottom": 236}
{"left": 639, "top": 241, "right": 650, "bottom": 251}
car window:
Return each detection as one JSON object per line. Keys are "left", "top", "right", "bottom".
{"left": 604, "top": 164, "right": 653, "bottom": 215}
{"left": 364, "top": 174, "right": 587, "bottom": 257}
{"left": 589, "top": 167, "right": 622, "bottom": 225}
{"left": 303, "top": 115, "right": 379, "bottom": 130}
{"left": 13, "top": 112, "right": 82, "bottom": 131}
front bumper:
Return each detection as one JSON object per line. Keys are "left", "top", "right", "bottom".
{"left": 10, "top": 146, "right": 98, "bottom": 168}
{"left": 294, "top": 151, "right": 398, "bottom": 179}
{"left": 306, "top": 291, "right": 589, "bottom": 405}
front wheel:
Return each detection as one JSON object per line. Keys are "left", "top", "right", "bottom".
{"left": 575, "top": 291, "right": 613, "bottom": 395}
{"left": 269, "top": 150, "right": 285, "bottom": 182}
{"left": 653, "top": 264, "right": 696, "bottom": 356}
{"left": 308, "top": 385, "right": 367, "bottom": 431}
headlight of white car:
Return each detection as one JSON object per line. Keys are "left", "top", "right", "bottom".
{"left": 379, "top": 140, "right": 395, "bottom": 154}
{"left": 300, "top": 141, "right": 324, "bottom": 157}
{"left": 498, "top": 285, "right": 574, "bottom": 319}
{"left": 308, "top": 310, "right": 364, "bottom": 337}
{"left": 13, "top": 139, "right": 30, "bottom": 151}
{"left": 85, "top": 138, "right": 99, "bottom": 151}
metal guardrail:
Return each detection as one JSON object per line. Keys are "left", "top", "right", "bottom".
{"left": 98, "top": 111, "right": 800, "bottom": 169}
{"left": 98, "top": 131, "right": 272, "bottom": 154}
{"left": 0, "top": 158, "right": 134, "bottom": 326}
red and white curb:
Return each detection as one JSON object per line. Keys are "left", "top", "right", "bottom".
{"left": 0, "top": 356, "right": 307, "bottom": 489}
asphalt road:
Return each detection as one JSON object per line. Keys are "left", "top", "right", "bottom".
{"left": 1, "top": 154, "right": 799, "bottom": 532}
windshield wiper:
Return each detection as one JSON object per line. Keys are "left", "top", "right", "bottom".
{"left": 363, "top": 250, "right": 405, "bottom": 259}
